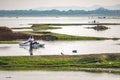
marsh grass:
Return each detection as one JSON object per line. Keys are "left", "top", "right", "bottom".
{"left": 29, "top": 24, "right": 110, "bottom": 40}
{"left": 0, "top": 41, "right": 18, "bottom": 44}
{"left": 31, "top": 32, "right": 107, "bottom": 41}
{"left": 31, "top": 24, "right": 61, "bottom": 31}
{"left": 0, "top": 53, "right": 120, "bottom": 73}
{"left": 11, "top": 24, "right": 116, "bottom": 41}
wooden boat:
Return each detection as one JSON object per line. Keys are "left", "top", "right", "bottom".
{"left": 19, "top": 42, "right": 45, "bottom": 49}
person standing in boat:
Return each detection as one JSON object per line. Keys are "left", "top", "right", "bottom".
{"left": 24, "top": 35, "right": 34, "bottom": 44}
{"left": 28, "top": 35, "right": 34, "bottom": 56}
{"left": 28, "top": 35, "right": 34, "bottom": 43}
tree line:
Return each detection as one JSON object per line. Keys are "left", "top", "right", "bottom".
{"left": 0, "top": 8, "right": 120, "bottom": 16}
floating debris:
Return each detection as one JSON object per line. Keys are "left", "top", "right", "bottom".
{"left": 72, "top": 50, "right": 77, "bottom": 53}
{"left": 5, "top": 76, "right": 12, "bottom": 78}
{"left": 61, "top": 52, "right": 64, "bottom": 55}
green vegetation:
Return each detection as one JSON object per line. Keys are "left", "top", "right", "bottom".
{"left": 0, "top": 53, "right": 120, "bottom": 73}
{"left": 31, "top": 24, "right": 61, "bottom": 31}
{"left": 12, "top": 27, "right": 31, "bottom": 29}
{"left": 11, "top": 24, "right": 118, "bottom": 41}
{"left": 0, "top": 41, "right": 18, "bottom": 44}
{"left": 22, "top": 31, "right": 107, "bottom": 41}
{"left": 0, "top": 24, "right": 118, "bottom": 43}
{"left": 50, "top": 33, "right": 107, "bottom": 40}
{"left": 29, "top": 24, "right": 115, "bottom": 40}
{"left": 39, "top": 33, "right": 107, "bottom": 40}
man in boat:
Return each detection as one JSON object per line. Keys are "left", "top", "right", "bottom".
{"left": 24, "top": 35, "right": 34, "bottom": 44}
{"left": 27, "top": 35, "right": 34, "bottom": 56}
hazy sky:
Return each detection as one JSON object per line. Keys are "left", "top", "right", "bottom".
{"left": 0, "top": 0, "right": 120, "bottom": 10}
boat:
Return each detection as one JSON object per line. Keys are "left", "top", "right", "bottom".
{"left": 85, "top": 25, "right": 109, "bottom": 31}
{"left": 19, "top": 42, "right": 45, "bottom": 49}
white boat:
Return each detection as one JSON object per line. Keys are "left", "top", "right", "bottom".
{"left": 19, "top": 42, "right": 45, "bottom": 49}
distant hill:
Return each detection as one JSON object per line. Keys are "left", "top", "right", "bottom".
{"left": 103, "top": 4, "right": 120, "bottom": 10}
{"left": 33, "top": 4, "right": 120, "bottom": 11}
{"left": 0, "top": 8, "right": 120, "bottom": 17}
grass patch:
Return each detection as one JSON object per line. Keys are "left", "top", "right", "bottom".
{"left": 33, "top": 32, "right": 108, "bottom": 41}
{"left": 50, "top": 33, "right": 107, "bottom": 40}
{"left": 12, "top": 27, "right": 31, "bottom": 29}
{"left": 29, "top": 24, "right": 109, "bottom": 40}
{"left": 0, "top": 53, "right": 120, "bottom": 73}
{"left": 0, "top": 41, "right": 18, "bottom": 44}
{"left": 12, "top": 24, "right": 115, "bottom": 41}
{"left": 31, "top": 24, "right": 61, "bottom": 31}
{"left": 7, "top": 23, "right": 118, "bottom": 41}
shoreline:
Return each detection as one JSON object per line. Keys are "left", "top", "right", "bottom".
{"left": 29, "top": 23, "right": 120, "bottom": 25}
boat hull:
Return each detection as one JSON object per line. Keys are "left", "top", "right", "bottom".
{"left": 19, "top": 42, "right": 45, "bottom": 49}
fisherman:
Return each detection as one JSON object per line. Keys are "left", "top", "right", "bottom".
{"left": 27, "top": 35, "right": 34, "bottom": 56}
{"left": 24, "top": 35, "right": 34, "bottom": 44}
{"left": 28, "top": 35, "right": 34, "bottom": 43}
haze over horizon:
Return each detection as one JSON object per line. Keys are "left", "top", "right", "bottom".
{"left": 0, "top": 0, "right": 120, "bottom": 10}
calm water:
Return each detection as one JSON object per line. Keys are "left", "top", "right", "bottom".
{"left": 47, "top": 25, "right": 120, "bottom": 38}
{"left": 0, "top": 17, "right": 120, "bottom": 78}
{"left": 0, "top": 71, "right": 120, "bottom": 80}
{"left": 0, "top": 17, "right": 120, "bottom": 38}
{"left": 0, "top": 40, "right": 120, "bottom": 56}
{"left": 0, "top": 16, "right": 120, "bottom": 28}
{"left": 0, "top": 17, "right": 120, "bottom": 55}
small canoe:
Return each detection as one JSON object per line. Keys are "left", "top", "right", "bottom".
{"left": 19, "top": 42, "right": 45, "bottom": 49}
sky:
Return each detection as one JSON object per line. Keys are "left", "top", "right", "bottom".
{"left": 0, "top": 0, "right": 120, "bottom": 10}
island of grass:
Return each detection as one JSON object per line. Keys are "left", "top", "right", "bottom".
{"left": 33, "top": 32, "right": 108, "bottom": 41}
{"left": 31, "top": 24, "right": 61, "bottom": 31}
{"left": 0, "top": 41, "right": 18, "bottom": 44}
{"left": 22, "top": 24, "right": 110, "bottom": 41}
{"left": 0, "top": 53, "right": 120, "bottom": 73}
{"left": 0, "top": 24, "right": 119, "bottom": 44}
